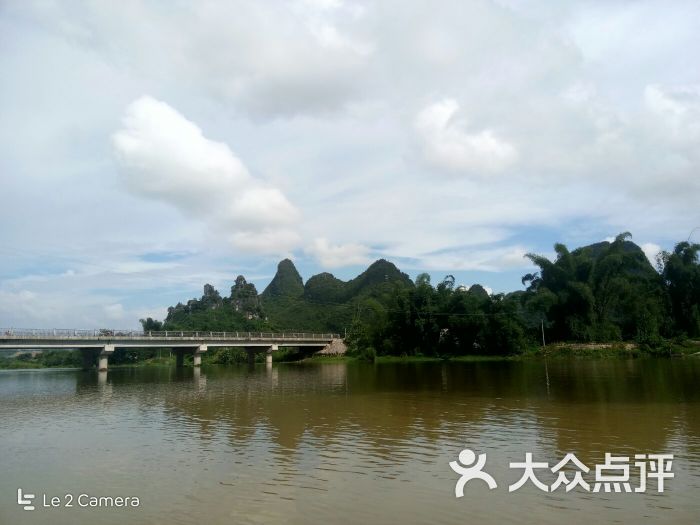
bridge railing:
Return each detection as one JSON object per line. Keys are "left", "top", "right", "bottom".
{"left": 0, "top": 328, "right": 340, "bottom": 340}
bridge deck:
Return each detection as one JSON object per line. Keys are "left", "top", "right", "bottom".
{"left": 0, "top": 329, "right": 340, "bottom": 349}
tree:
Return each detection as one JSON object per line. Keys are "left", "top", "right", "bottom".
{"left": 660, "top": 242, "right": 700, "bottom": 337}
{"left": 522, "top": 233, "right": 667, "bottom": 343}
{"left": 201, "top": 284, "right": 223, "bottom": 308}
{"left": 230, "top": 276, "right": 264, "bottom": 319}
{"left": 140, "top": 317, "right": 163, "bottom": 332}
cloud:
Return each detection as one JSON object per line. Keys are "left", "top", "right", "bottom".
{"left": 37, "top": 1, "right": 371, "bottom": 118}
{"left": 231, "top": 229, "right": 301, "bottom": 254}
{"left": 645, "top": 84, "right": 700, "bottom": 142}
{"left": 306, "top": 238, "right": 371, "bottom": 268}
{"left": 201, "top": 0, "right": 371, "bottom": 116}
{"left": 0, "top": 290, "right": 46, "bottom": 323}
{"left": 103, "top": 303, "right": 125, "bottom": 320}
{"left": 112, "top": 96, "right": 300, "bottom": 254}
{"left": 641, "top": 242, "right": 662, "bottom": 267}
{"left": 415, "top": 245, "right": 533, "bottom": 273}
{"left": 0, "top": 249, "right": 251, "bottom": 328}
{"left": 3, "top": 1, "right": 700, "bottom": 327}
{"left": 458, "top": 283, "right": 493, "bottom": 296}
{"left": 414, "top": 99, "right": 518, "bottom": 174}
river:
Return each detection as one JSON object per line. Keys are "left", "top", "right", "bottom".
{"left": 0, "top": 359, "right": 698, "bottom": 524}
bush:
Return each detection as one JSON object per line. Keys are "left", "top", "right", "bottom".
{"left": 37, "top": 350, "right": 82, "bottom": 367}
{"left": 356, "top": 346, "right": 376, "bottom": 363}
{"left": 208, "top": 347, "right": 248, "bottom": 365}
{"left": 273, "top": 348, "right": 306, "bottom": 362}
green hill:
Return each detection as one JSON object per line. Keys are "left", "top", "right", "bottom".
{"left": 149, "top": 232, "right": 700, "bottom": 357}
{"left": 261, "top": 259, "right": 304, "bottom": 298}
{"left": 161, "top": 258, "right": 414, "bottom": 334}
{"left": 263, "top": 259, "right": 413, "bottom": 332}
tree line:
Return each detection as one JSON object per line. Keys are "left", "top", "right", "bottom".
{"left": 139, "top": 233, "right": 699, "bottom": 360}
{"left": 346, "top": 234, "right": 700, "bottom": 358}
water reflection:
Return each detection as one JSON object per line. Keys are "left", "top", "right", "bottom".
{"left": 145, "top": 360, "right": 700, "bottom": 456}
{"left": 0, "top": 359, "right": 698, "bottom": 525}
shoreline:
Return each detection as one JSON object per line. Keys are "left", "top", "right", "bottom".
{"left": 1, "top": 341, "right": 699, "bottom": 371}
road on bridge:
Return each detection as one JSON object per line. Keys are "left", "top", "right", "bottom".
{"left": 0, "top": 329, "right": 343, "bottom": 370}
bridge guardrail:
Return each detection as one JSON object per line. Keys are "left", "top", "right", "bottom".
{"left": 0, "top": 328, "right": 340, "bottom": 340}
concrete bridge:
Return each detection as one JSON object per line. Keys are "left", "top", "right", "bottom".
{"left": 0, "top": 329, "right": 341, "bottom": 370}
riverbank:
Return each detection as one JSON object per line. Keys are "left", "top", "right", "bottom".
{"left": 1, "top": 340, "right": 698, "bottom": 369}
{"left": 537, "top": 340, "right": 700, "bottom": 358}
{"left": 0, "top": 353, "right": 175, "bottom": 370}
{"left": 335, "top": 339, "right": 700, "bottom": 363}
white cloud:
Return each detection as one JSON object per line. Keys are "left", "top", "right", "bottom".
{"left": 0, "top": 289, "right": 126, "bottom": 327}
{"left": 645, "top": 84, "right": 700, "bottom": 142}
{"left": 103, "top": 303, "right": 125, "bottom": 321}
{"left": 231, "top": 229, "right": 301, "bottom": 255}
{"left": 306, "top": 238, "right": 371, "bottom": 268}
{"left": 417, "top": 245, "right": 532, "bottom": 273}
{"left": 0, "top": 250, "right": 249, "bottom": 328}
{"left": 641, "top": 242, "right": 662, "bottom": 267}
{"left": 415, "top": 99, "right": 518, "bottom": 174}
{"left": 2, "top": 1, "right": 700, "bottom": 327}
{"left": 458, "top": 283, "right": 493, "bottom": 296}
{"left": 0, "top": 290, "right": 46, "bottom": 324}
{"left": 4, "top": 1, "right": 372, "bottom": 118}
{"left": 112, "top": 96, "right": 300, "bottom": 254}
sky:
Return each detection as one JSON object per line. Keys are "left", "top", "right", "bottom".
{"left": 1, "top": 0, "right": 699, "bottom": 328}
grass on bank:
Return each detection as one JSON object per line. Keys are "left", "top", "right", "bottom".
{"left": 1, "top": 339, "right": 698, "bottom": 370}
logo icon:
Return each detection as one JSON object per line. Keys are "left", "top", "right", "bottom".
{"left": 17, "top": 488, "right": 35, "bottom": 511}
{"left": 450, "top": 449, "right": 498, "bottom": 497}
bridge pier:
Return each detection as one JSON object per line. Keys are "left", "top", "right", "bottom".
{"left": 193, "top": 344, "right": 207, "bottom": 367}
{"left": 98, "top": 344, "right": 115, "bottom": 372}
{"left": 174, "top": 345, "right": 207, "bottom": 367}
{"left": 266, "top": 344, "right": 277, "bottom": 366}
{"left": 243, "top": 345, "right": 278, "bottom": 367}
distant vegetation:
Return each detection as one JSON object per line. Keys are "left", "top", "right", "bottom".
{"left": 147, "top": 257, "right": 413, "bottom": 336}
{"left": 0, "top": 348, "right": 173, "bottom": 369}
{"left": 137, "top": 232, "right": 700, "bottom": 359}
{"left": 0, "top": 350, "right": 83, "bottom": 369}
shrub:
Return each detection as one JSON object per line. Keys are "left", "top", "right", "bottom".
{"left": 357, "top": 346, "right": 376, "bottom": 363}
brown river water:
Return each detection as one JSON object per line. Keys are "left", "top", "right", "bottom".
{"left": 0, "top": 359, "right": 698, "bottom": 524}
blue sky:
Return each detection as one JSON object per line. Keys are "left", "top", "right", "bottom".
{"left": 1, "top": 0, "right": 699, "bottom": 328}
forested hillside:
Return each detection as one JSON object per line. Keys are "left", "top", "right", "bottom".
{"left": 142, "top": 233, "right": 700, "bottom": 357}
{"left": 148, "top": 258, "right": 414, "bottom": 334}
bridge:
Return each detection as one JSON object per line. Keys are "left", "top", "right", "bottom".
{"left": 0, "top": 329, "right": 342, "bottom": 370}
